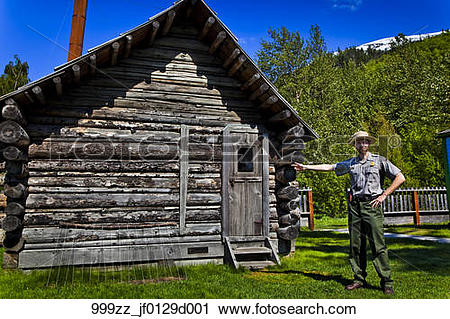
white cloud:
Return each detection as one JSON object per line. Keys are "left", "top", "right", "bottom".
{"left": 332, "top": 0, "right": 363, "bottom": 11}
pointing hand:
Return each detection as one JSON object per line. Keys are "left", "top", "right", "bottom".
{"left": 292, "top": 162, "right": 307, "bottom": 172}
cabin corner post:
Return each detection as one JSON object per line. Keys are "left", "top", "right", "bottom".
{"left": 274, "top": 124, "right": 306, "bottom": 255}
{"left": 262, "top": 133, "right": 270, "bottom": 238}
{"left": 179, "top": 125, "right": 189, "bottom": 235}
{"left": 221, "top": 125, "right": 232, "bottom": 240}
{"left": 1, "top": 99, "right": 30, "bottom": 269}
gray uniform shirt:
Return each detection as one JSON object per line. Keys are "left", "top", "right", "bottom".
{"left": 333, "top": 152, "right": 401, "bottom": 197}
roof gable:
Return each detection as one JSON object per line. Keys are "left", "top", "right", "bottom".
{"left": 0, "top": 0, "right": 318, "bottom": 139}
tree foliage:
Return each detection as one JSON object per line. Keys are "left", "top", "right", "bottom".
{"left": 0, "top": 55, "right": 30, "bottom": 96}
{"left": 257, "top": 28, "right": 450, "bottom": 216}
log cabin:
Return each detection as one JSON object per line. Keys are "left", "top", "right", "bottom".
{"left": 0, "top": 0, "right": 318, "bottom": 269}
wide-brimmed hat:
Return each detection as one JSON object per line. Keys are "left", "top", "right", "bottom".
{"left": 348, "top": 131, "right": 376, "bottom": 145}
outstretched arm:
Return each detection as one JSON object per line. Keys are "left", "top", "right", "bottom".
{"left": 370, "top": 172, "right": 406, "bottom": 208}
{"left": 292, "top": 162, "right": 334, "bottom": 172}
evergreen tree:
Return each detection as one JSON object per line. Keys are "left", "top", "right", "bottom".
{"left": 257, "top": 27, "right": 449, "bottom": 216}
{"left": 0, "top": 55, "right": 30, "bottom": 96}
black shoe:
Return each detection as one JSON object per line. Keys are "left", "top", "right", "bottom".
{"left": 345, "top": 282, "right": 364, "bottom": 290}
{"left": 383, "top": 287, "right": 394, "bottom": 295}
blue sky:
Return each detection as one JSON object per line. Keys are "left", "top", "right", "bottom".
{"left": 0, "top": 0, "right": 448, "bottom": 81}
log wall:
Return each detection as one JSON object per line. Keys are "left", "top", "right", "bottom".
{"left": 17, "top": 20, "right": 279, "bottom": 268}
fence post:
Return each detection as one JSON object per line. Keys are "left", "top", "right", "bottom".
{"left": 413, "top": 190, "right": 420, "bottom": 226}
{"left": 308, "top": 189, "right": 314, "bottom": 231}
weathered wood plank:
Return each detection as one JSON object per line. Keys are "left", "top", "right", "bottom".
{"left": 84, "top": 76, "right": 248, "bottom": 99}
{"left": 24, "top": 206, "right": 221, "bottom": 226}
{"left": 37, "top": 91, "right": 256, "bottom": 112}
{"left": 27, "top": 159, "right": 180, "bottom": 172}
{"left": 27, "top": 118, "right": 232, "bottom": 137}
{"left": 27, "top": 160, "right": 221, "bottom": 174}
{"left": 27, "top": 174, "right": 220, "bottom": 190}
{"left": 27, "top": 125, "right": 181, "bottom": 141}
{"left": 179, "top": 125, "right": 188, "bottom": 234}
{"left": 26, "top": 192, "right": 221, "bottom": 209}
{"left": 24, "top": 235, "right": 222, "bottom": 250}
{"left": 27, "top": 106, "right": 256, "bottom": 128}
{"left": 28, "top": 139, "right": 220, "bottom": 161}
{"left": 19, "top": 241, "right": 224, "bottom": 269}
{"left": 28, "top": 141, "right": 180, "bottom": 160}
{"left": 131, "top": 46, "right": 223, "bottom": 66}
{"left": 23, "top": 223, "right": 221, "bottom": 243}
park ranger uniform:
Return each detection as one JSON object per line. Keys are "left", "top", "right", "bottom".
{"left": 333, "top": 152, "right": 401, "bottom": 289}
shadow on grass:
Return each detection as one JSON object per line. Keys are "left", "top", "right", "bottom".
{"left": 387, "top": 223, "right": 449, "bottom": 230}
{"left": 297, "top": 231, "right": 349, "bottom": 255}
{"left": 262, "top": 269, "right": 380, "bottom": 291}
{"left": 298, "top": 230, "right": 450, "bottom": 276}
{"left": 5, "top": 264, "right": 189, "bottom": 290}
{"left": 387, "top": 239, "right": 450, "bottom": 275}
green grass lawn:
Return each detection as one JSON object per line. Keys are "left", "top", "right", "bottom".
{"left": 313, "top": 215, "right": 450, "bottom": 239}
{"left": 385, "top": 223, "right": 450, "bottom": 238}
{"left": 313, "top": 215, "right": 348, "bottom": 230}
{"left": 1, "top": 230, "right": 449, "bottom": 299}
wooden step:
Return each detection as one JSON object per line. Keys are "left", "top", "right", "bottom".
{"left": 223, "top": 236, "right": 281, "bottom": 270}
{"left": 233, "top": 247, "right": 272, "bottom": 255}
{"left": 238, "top": 260, "right": 276, "bottom": 270}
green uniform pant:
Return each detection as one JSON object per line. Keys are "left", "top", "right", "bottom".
{"left": 348, "top": 200, "right": 393, "bottom": 288}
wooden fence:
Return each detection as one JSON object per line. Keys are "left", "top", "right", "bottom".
{"left": 298, "top": 188, "right": 315, "bottom": 230}
{"left": 382, "top": 187, "right": 449, "bottom": 226}
{"left": 298, "top": 187, "right": 449, "bottom": 230}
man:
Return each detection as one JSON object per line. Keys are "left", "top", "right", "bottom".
{"left": 293, "top": 131, "right": 405, "bottom": 295}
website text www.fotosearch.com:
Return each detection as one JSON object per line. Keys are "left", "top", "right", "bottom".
{"left": 217, "top": 302, "right": 357, "bottom": 316}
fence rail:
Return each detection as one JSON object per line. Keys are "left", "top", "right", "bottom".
{"left": 382, "top": 187, "right": 448, "bottom": 225}
{"left": 298, "top": 187, "right": 449, "bottom": 230}
{"left": 298, "top": 188, "right": 315, "bottom": 230}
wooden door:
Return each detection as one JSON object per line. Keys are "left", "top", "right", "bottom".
{"left": 222, "top": 125, "right": 269, "bottom": 239}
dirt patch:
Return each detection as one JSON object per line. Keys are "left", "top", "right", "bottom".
{"left": 127, "top": 276, "right": 185, "bottom": 285}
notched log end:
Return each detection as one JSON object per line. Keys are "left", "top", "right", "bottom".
{"left": 3, "top": 236, "right": 25, "bottom": 253}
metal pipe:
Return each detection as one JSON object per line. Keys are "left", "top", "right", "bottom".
{"left": 67, "top": 0, "right": 88, "bottom": 61}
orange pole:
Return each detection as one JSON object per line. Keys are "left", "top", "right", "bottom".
{"left": 67, "top": 0, "right": 88, "bottom": 61}
{"left": 413, "top": 190, "right": 420, "bottom": 226}
{"left": 308, "top": 190, "right": 314, "bottom": 231}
